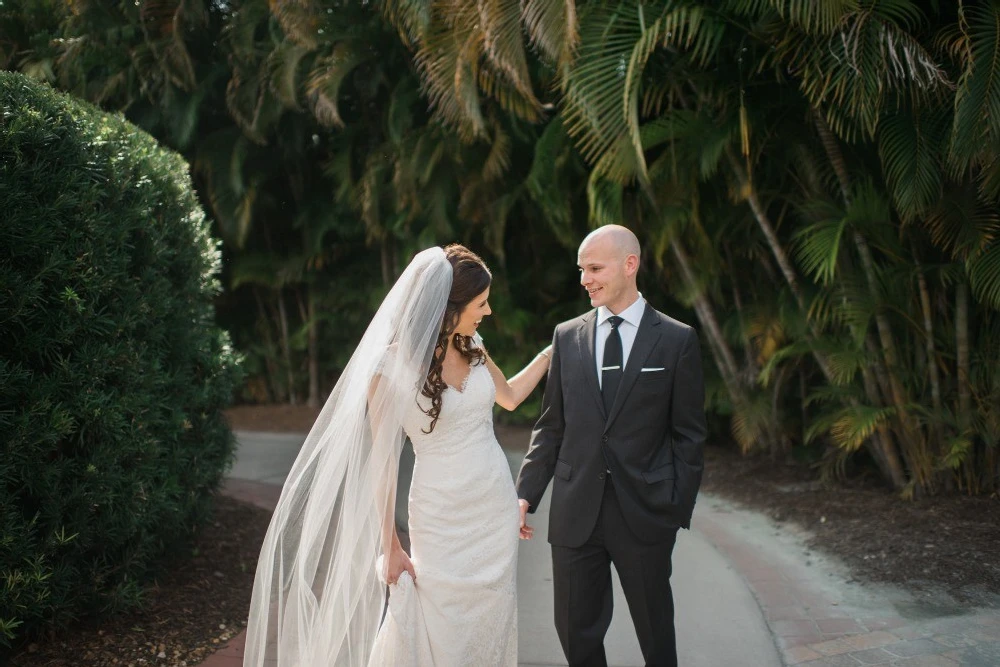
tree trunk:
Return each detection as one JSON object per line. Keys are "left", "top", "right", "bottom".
{"left": 277, "top": 288, "right": 297, "bottom": 405}
{"left": 726, "top": 151, "right": 839, "bottom": 386}
{"left": 252, "top": 287, "right": 279, "bottom": 403}
{"left": 915, "top": 263, "right": 942, "bottom": 418}
{"left": 671, "top": 242, "right": 741, "bottom": 383}
{"left": 956, "top": 282, "right": 971, "bottom": 431}
{"left": 294, "top": 288, "right": 321, "bottom": 409}
{"left": 914, "top": 250, "right": 947, "bottom": 487}
{"left": 724, "top": 245, "right": 759, "bottom": 378}
{"left": 307, "top": 286, "right": 320, "bottom": 408}
{"left": 813, "top": 112, "right": 917, "bottom": 492}
{"left": 728, "top": 154, "right": 806, "bottom": 312}
{"left": 381, "top": 237, "right": 393, "bottom": 287}
{"left": 857, "top": 336, "right": 908, "bottom": 489}
{"left": 955, "top": 281, "right": 976, "bottom": 491}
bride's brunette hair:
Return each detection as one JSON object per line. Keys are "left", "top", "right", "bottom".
{"left": 421, "top": 244, "right": 490, "bottom": 433}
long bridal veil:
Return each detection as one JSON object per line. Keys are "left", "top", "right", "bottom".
{"left": 243, "top": 247, "right": 452, "bottom": 666}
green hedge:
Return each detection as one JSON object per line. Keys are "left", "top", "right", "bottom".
{"left": 0, "top": 71, "right": 241, "bottom": 649}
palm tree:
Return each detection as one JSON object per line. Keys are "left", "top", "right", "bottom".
{"left": 392, "top": 0, "right": 1000, "bottom": 493}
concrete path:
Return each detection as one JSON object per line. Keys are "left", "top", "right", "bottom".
{"left": 209, "top": 430, "right": 781, "bottom": 666}
{"left": 204, "top": 429, "right": 1000, "bottom": 666}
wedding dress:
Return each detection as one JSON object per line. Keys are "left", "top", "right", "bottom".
{"left": 243, "top": 248, "right": 518, "bottom": 667}
{"left": 368, "top": 351, "right": 519, "bottom": 666}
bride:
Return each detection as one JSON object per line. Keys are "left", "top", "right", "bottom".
{"left": 244, "top": 244, "right": 550, "bottom": 666}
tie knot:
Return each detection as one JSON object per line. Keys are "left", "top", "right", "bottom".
{"left": 608, "top": 315, "right": 624, "bottom": 330}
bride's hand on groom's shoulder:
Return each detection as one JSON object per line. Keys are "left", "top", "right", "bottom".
{"left": 386, "top": 544, "right": 416, "bottom": 585}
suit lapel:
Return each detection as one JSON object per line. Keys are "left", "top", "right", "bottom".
{"left": 576, "top": 311, "right": 606, "bottom": 418}
{"left": 604, "top": 304, "right": 661, "bottom": 431}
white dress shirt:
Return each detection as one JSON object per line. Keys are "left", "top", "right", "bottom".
{"left": 595, "top": 293, "right": 646, "bottom": 389}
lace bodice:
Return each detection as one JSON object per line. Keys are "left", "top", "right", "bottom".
{"left": 402, "top": 360, "right": 496, "bottom": 453}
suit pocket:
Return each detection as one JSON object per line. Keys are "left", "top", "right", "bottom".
{"left": 636, "top": 367, "right": 671, "bottom": 382}
{"left": 554, "top": 459, "right": 572, "bottom": 481}
{"left": 641, "top": 464, "right": 674, "bottom": 484}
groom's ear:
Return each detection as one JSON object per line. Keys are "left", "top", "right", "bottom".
{"left": 624, "top": 253, "right": 640, "bottom": 277}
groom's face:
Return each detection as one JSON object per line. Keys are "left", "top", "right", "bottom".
{"left": 578, "top": 239, "right": 627, "bottom": 310}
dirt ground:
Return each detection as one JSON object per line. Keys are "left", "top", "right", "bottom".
{"left": 10, "top": 405, "right": 998, "bottom": 665}
{"left": 700, "top": 445, "right": 1000, "bottom": 606}
{"left": 9, "top": 496, "right": 271, "bottom": 667}
{"left": 223, "top": 403, "right": 322, "bottom": 434}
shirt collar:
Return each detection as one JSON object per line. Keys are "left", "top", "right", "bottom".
{"left": 597, "top": 293, "right": 645, "bottom": 328}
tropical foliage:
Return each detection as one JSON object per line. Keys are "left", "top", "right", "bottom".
{"left": 3, "top": 0, "right": 999, "bottom": 496}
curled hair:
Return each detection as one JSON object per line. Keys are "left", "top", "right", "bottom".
{"left": 421, "top": 244, "right": 491, "bottom": 433}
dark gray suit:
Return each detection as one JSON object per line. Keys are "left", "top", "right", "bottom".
{"left": 516, "top": 303, "right": 706, "bottom": 666}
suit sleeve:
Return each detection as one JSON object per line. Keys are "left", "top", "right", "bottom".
{"left": 671, "top": 327, "right": 707, "bottom": 527}
{"left": 515, "top": 328, "right": 564, "bottom": 513}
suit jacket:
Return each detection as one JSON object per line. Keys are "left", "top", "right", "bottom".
{"left": 516, "top": 303, "right": 706, "bottom": 547}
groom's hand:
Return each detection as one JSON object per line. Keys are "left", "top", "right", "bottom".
{"left": 518, "top": 499, "right": 534, "bottom": 540}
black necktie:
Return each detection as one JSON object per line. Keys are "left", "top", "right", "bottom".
{"left": 602, "top": 316, "right": 624, "bottom": 414}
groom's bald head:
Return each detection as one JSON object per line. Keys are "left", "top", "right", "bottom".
{"left": 579, "top": 225, "right": 641, "bottom": 265}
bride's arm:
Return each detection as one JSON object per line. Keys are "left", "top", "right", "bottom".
{"left": 368, "top": 369, "right": 415, "bottom": 584}
{"left": 482, "top": 344, "right": 552, "bottom": 411}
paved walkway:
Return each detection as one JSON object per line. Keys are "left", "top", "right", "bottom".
{"left": 200, "top": 431, "right": 999, "bottom": 667}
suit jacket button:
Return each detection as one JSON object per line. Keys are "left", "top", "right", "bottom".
{"left": 598, "top": 472, "right": 606, "bottom": 480}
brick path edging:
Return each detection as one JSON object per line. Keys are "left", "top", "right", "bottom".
{"left": 693, "top": 503, "right": 1000, "bottom": 666}
{"left": 195, "top": 480, "right": 278, "bottom": 667}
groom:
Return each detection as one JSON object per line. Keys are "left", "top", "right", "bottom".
{"left": 516, "top": 225, "right": 706, "bottom": 667}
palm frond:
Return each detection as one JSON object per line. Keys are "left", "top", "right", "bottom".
{"left": 924, "top": 184, "right": 1000, "bottom": 259}
{"left": 968, "top": 238, "right": 1000, "bottom": 310}
{"left": 836, "top": 278, "right": 878, "bottom": 340}
{"left": 757, "top": 338, "right": 816, "bottom": 386}
{"left": 192, "top": 129, "right": 257, "bottom": 248}
{"left": 139, "top": 0, "right": 201, "bottom": 90}
{"left": 805, "top": 403, "right": 897, "bottom": 451}
{"left": 770, "top": 6, "right": 950, "bottom": 141}
{"left": 269, "top": 0, "right": 321, "bottom": 50}
{"left": 230, "top": 252, "right": 306, "bottom": 290}
{"left": 477, "top": 61, "right": 544, "bottom": 122}
{"left": 306, "top": 43, "right": 370, "bottom": 128}
{"left": 484, "top": 191, "right": 518, "bottom": 260}
{"left": 523, "top": 0, "right": 578, "bottom": 73}
{"left": 267, "top": 40, "right": 312, "bottom": 111}
{"left": 878, "top": 106, "right": 947, "bottom": 220}
{"left": 379, "top": 0, "right": 433, "bottom": 48}
{"left": 563, "top": 3, "right": 724, "bottom": 185}
{"left": 793, "top": 218, "right": 846, "bottom": 285}
{"left": 482, "top": 121, "right": 512, "bottom": 180}
{"left": 943, "top": 435, "right": 974, "bottom": 469}
{"left": 478, "top": 0, "right": 541, "bottom": 110}
{"left": 387, "top": 76, "right": 422, "bottom": 144}
{"left": 414, "top": 2, "right": 487, "bottom": 140}
{"left": 948, "top": 3, "right": 1000, "bottom": 178}
{"left": 725, "top": 0, "right": 859, "bottom": 35}
{"left": 730, "top": 394, "right": 773, "bottom": 454}
{"left": 525, "top": 118, "right": 578, "bottom": 247}
{"left": 587, "top": 173, "right": 624, "bottom": 227}
{"left": 226, "top": 63, "right": 267, "bottom": 142}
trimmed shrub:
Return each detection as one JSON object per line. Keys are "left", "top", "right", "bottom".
{"left": 0, "top": 71, "right": 241, "bottom": 649}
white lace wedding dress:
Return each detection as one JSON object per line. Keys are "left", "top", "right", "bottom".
{"left": 368, "top": 356, "right": 519, "bottom": 666}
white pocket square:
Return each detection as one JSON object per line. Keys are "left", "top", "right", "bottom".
{"left": 640, "top": 367, "right": 665, "bottom": 372}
